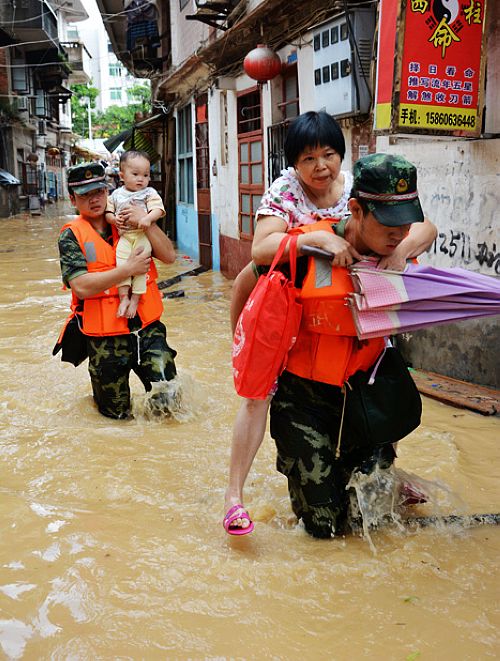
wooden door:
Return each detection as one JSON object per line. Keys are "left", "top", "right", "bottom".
{"left": 195, "top": 95, "right": 212, "bottom": 269}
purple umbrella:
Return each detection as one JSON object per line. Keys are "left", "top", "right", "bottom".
{"left": 348, "top": 260, "right": 500, "bottom": 340}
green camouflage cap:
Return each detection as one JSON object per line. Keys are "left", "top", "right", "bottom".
{"left": 352, "top": 153, "right": 424, "bottom": 227}
{"left": 67, "top": 161, "right": 108, "bottom": 195}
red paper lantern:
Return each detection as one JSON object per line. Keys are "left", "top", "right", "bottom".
{"left": 243, "top": 44, "right": 282, "bottom": 84}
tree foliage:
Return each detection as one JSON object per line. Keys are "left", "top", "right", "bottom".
{"left": 70, "top": 83, "right": 100, "bottom": 139}
{"left": 69, "top": 83, "right": 151, "bottom": 139}
{"left": 92, "top": 84, "right": 152, "bottom": 138}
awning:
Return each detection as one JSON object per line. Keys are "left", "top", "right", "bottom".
{"left": 123, "top": 129, "right": 160, "bottom": 163}
{"left": 48, "top": 84, "right": 73, "bottom": 103}
{"left": 103, "top": 113, "right": 166, "bottom": 159}
{"left": 103, "top": 129, "right": 132, "bottom": 154}
{"left": 0, "top": 168, "right": 20, "bottom": 186}
{"left": 71, "top": 144, "right": 105, "bottom": 161}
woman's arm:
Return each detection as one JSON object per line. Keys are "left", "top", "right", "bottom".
{"left": 251, "top": 215, "right": 362, "bottom": 268}
{"left": 377, "top": 217, "right": 437, "bottom": 270}
{"left": 230, "top": 263, "right": 258, "bottom": 334}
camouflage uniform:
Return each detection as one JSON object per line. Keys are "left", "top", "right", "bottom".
{"left": 87, "top": 320, "right": 177, "bottom": 419}
{"left": 58, "top": 225, "right": 177, "bottom": 420}
{"left": 271, "top": 370, "right": 395, "bottom": 538}
{"left": 270, "top": 153, "right": 423, "bottom": 538}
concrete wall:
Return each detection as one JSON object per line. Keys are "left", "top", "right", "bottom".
{"left": 170, "top": 0, "right": 209, "bottom": 68}
{"left": 375, "top": 135, "right": 500, "bottom": 388}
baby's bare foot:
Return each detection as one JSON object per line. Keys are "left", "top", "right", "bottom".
{"left": 125, "top": 295, "right": 140, "bottom": 319}
{"left": 117, "top": 297, "right": 130, "bottom": 317}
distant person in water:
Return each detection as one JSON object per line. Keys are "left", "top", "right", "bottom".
{"left": 105, "top": 150, "right": 166, "bottom": 319}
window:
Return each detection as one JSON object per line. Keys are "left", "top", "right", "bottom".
{"left": 35, "top": 89, "right": 47, "bottom": 117}
{"left": 107, "top": 42, "right": 114, "bottom": 52}
{"left": 237, "top": 90, "right": 261, "bottom": 134}
{"left": 239, "top": 140, "right": 263, "bottom": 237}
{"left": 314, "top": 69, "right": 321, "bottom": 86}
{"left": 322, "top": 66, "right": 330, "bottom": 84}
{"left": 314, "top": 34, "right": 321, "bottom": 51}
{"left": 12, "top": 55, "right": 28, "bottom": 93}
{"left": 341, "top": 59, "right": 351, "bottom": 77}
{"left": 279, "top": 64, "right": 299, "bottom": 120}
{"left": 331, "top": 62, "right": 339, "bottom": 80}
{"left": 110, "top": 88, "right": 121, "bottom": 101}
{"left": 340, "top": 23, "right": 348, "bottom": 41}
{"left": 178, "top": 104, "right": 194, "bottom": 204}
{"left": 109, "top": 63, "right": 121, "bottom": 77}
{"left": 322, "top": 30, "right": 329, "bottom": 48}
{"left": 195, "top": 95, "right": 209, "bottom": 190}
{"left": 331, "top": 26, "right": 339, "bottom": 44}
{"left": 237, "top": 89, "right": 263, "bottom": 238}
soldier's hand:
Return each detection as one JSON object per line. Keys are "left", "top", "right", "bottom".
{"left": 126, "top": 246, "right": 151, "bottom": 276}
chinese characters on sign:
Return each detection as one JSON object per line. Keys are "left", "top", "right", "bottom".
{"left": 397, "top": 0, "right": 486, "bottom": 134}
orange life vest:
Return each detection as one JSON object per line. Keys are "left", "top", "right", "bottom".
{"left": 60, "top": 216, "right": 163, "bottom": 336}
{"left": 287, "top": 219, "right": 385, "bottom": 386}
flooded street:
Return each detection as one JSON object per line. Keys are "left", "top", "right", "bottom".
{"left": 0, "top": 204, "right": 499, "bottom": 660}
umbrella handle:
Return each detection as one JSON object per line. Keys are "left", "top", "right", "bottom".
{"left": 300, "top": 245, "right": 335, "bottom": 260}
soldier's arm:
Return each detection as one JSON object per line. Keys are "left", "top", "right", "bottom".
{"left": 69, "top": 249, "right": 151, "bottom": 300}
{"left": 377, "top": 217, "right": 437, "bottom": 270}
{"left": 146, "top": 223, "right": 176, "bottom": 264}
{"left": 59, "top": 228, "right": 151, "bottom": 300}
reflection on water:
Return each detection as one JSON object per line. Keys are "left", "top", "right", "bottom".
{"left": 0, "top": 205, "right": 499, "bottom": 659}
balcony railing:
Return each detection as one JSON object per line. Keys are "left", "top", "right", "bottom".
{"left": 61, "top": 41, "right": 92, "bottom": 84}
{"left": 1, "top": 0, "right": 58, "bottom": 48}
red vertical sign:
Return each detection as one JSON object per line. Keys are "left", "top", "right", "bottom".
{"left": 397, "top": 0, "right": 487, "bottom": 135}
{"left": 374, "top": 0, "right": 398, "bottom": 130}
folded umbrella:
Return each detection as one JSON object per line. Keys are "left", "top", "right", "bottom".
{"left": 348, "top": 260, "right": 500, "bottom": 340}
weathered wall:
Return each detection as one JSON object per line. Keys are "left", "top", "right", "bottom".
{"left": 378, "top": 1, "right": 500, "bottom": 388}
{"left": 375, "top": 135, "right": 500, "bottom": 388}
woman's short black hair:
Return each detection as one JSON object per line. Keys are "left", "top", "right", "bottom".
{"left": 284, "top": 111, "right": 345, "bottom": 167}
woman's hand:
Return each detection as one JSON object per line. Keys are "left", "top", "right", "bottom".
{"left": 298, "top": 230, "right": 362, "bottom": 267}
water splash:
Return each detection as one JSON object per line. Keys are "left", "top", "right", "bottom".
{"left": 134, "top": 373, "right": 198, "bottom": 422}
{"left": 347, "top": 465, "right": 461, "bottom": 553}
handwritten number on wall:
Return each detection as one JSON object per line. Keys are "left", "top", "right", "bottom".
{"left": 430, "top": 231, "right": 499, "bottom": 274}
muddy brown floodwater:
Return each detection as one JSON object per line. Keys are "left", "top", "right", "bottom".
{"left": 0, "top": 204, "right": 499, "bottom": 659}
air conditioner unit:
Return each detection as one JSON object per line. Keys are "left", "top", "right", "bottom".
{"left": 312, "top": 8, "right": 376, "bottom": 118}
{"left": 38, "top": 120, "right": 47, "bottom": 136}
{"left": 16, "top": 96, "right": 29, "bottom": 112}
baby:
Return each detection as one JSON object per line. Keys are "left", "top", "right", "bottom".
{"left": 105, "top": 150, "right": 166, "bottom": 318}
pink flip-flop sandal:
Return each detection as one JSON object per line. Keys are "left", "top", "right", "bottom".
{"left": 400, "top": 481, "right": 428, "bottom": 506}
{"left": 223, "top": 504, "right": 255, "bottom": 536}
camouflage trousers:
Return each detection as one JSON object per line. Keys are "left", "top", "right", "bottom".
{"left": 270, "top": 370, "right": 395, "bottom": 538}
{"left": 87, "top": 320, "right": 177, "bottom": 420}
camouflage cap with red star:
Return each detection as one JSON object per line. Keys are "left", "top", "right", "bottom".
{"left": 352, "top": 153, "right": 424, "bottom": 227}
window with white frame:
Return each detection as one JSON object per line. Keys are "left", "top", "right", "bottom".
{"left": 178, "top": 104, "right": 194, "bottom": 204}
{"left": 110, "top": 88, "right": 121, "bottom": 101}
{"left": 109, "top": 63, "right": 122, "bottom": 77}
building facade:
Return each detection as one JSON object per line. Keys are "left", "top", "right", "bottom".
{"left": 0, "top": 0, "right": 92, "bottom": 213}
{"left": 97, "top": 0, "right": 499, "bottom": 387}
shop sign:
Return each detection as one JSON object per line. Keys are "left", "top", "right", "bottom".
{"left": 375, "top": 0, "right": 488, "bottom": 137}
